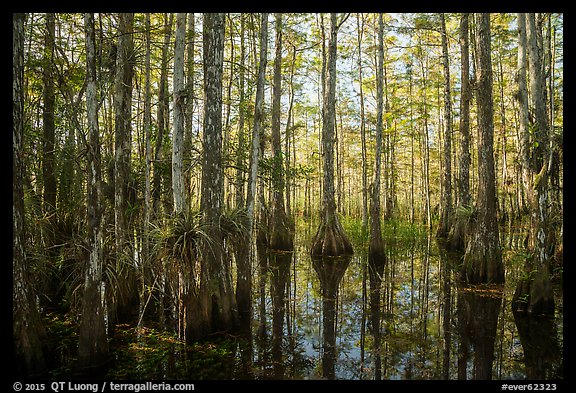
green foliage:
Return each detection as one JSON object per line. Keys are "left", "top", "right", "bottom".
{"left": 106, "top": 326, "right": 237, "bottom": 379}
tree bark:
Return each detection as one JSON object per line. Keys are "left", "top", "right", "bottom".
{"left": 270, "top": 13, "right": 293, "bottom": 251}
{"left": 113, "top": 12, "right": 138, "bottom": 323}
{"left": 310, "top": 13, "right": 353, "bottom": 257}
{"left": 78, "top": 13, "right": 109, "bottom": 372}
{"left": 42, "top": 13, "right": 57, "bottom": 213}
{"left": 436, "top": 13, "right": 453, "bottom": 239}
{"left": 369, "top": 14, "right": 386, "bottom": 269}
{"left": 462, "top": 13, "right": 504, "bottom": 285}
{"left": 356, "top": 14, "right": 368, "bottom": 231}
{"left": 13, "top": 12, "right": 48, "bottom": 377}
{"left": 200, "top": 13, "right": 236, "bottom": 335}
{"left": 512, "top": 13, "right": 555, "bottom": 316}
{"left": 172, "top": 13, "right": 187, "bottom": 215}
{"left": 447, "top": 13, "right": 471, "bottom": 252}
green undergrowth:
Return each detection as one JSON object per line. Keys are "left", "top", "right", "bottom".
{"left": 44, "top": 313, "right": 238, "bottom": 379}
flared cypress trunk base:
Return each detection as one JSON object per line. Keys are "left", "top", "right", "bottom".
{"left": 462, "top": 236, "right": 505, "bottom": 285}
{"left": 310, "top": 216, "right": 353, "bottom": 257}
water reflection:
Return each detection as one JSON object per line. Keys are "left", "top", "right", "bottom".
{"left": 513, "top": 312, "right": 561, "bottom": 379}
{"left": 311, "top": 255, "right": 351, "bottom": 379}
{"left": 456, "top": 284, "right": 503, "bottom": 379}
{"left": 244, "top": 224, "right": 562, "bottom": 380}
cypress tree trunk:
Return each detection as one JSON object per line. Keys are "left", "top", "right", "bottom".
{"left": 200, "top": 13, "right": 236, "bottom": 334}
{"left": 448, "top": 13, "right": 472, "bottom": 252}
{"left": 239, "top": 12, "right": 268, "bottom": 334}
{"left": 436, "top": 13, "right": 453, "bottom": 239}
{"left": 78, "top": 13, "right": 109, "bottom": 371}
{"left": 13, "top": 12, "right": 48, "bottom": 377}
{"left": 462, "top": 13, "right": 504, "bottom": 285}
{"left": 369, "top": 14, "right": 385, "bottom": 269}
{"left": 512, "top": 13, "right": 555, "bottom": 316}
{"left": 310, "top": 13, "right": 353, "bottom": 257}
{"left": 172, "top": 13, "right": 187, "bottom": 216}
{"left": 112, "top": 13, "right": 139, "bottom": 323}
{"left": 270, "top": 13, "right": 293, "bottom": 251}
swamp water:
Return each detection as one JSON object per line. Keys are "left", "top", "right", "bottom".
{"left": 101, "top": 220, "right": 562, "bottom": 380}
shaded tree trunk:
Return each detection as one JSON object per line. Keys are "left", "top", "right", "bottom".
{"left": 112, "top": 12, "right": 138, "bottom": 324}
{"left": 13, "top": 12, "right": 48, "bottom": 377}
{"left": 42, "top": 13, "right": 57, "bottom": 213}
{"left": 310, "top": 13, "right": 353, "bottom": 257}
{"left": 462, "top": 13, "right": 504, "bottom": 285}
{"left": 200, "top": 13, "right": 236, "bottom": 335}
{"left": 270, "top": 13, "right": 293, "bottom": 251}
{"left": 172, "top": 13, "right": 187, "bottom": 215}
{"left": 78, "top": 13, "right": 109, "bottom": 372}
{"left": 512, "top": 13, "right": 555, "bottom": 316}
{"left": 436, "top": 13, "right": 453, "bottom": 239}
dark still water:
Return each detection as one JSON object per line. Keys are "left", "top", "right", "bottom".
{"left": 242, "top": 221, "right": 563, "bottom": 380}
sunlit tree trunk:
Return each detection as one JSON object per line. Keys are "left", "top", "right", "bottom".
{"left": 310, "top": 13, "right": 353, "bottom": 257}
{"left": 462, "top": 13, "right": 504, "bottom": 285}
{"left": 369, "top": 13, "right": 385, "bottom": 268}
{"left": 13, "top": 12, "right": 47, "bottom": 377}
{"left": 448, "top": 13, "right": 471, "bottom": 252}
{"left": 78, "top": 13, "right": 109, "bottom": 371}
{"left": 512, "top": 13, "right": 555, "bottom": 316}
{"left": 356, "top": 14, "right": 368, "bottom": 231}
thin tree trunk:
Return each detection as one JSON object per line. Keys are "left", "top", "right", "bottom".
{"left": 357, "top": 14, "right": 368, "bottom": 231}
{"left": 310, "top": 13, "right": 353, "bottom": 257}
{"left": 172, "top": 13, "right": 187, "bottom": 215}
{"left": 78, "top": 12, "right": 109, "bottom": 371}
{"left": 437, "top": 13, "right": 453, "bottom": 239}
{"left": 42, "top": 13, "right": 57, "bottom": 213}
{"left": 13, "top": 12, "right": 47, "bottom": 377}
{"left": 369, "top": 13, "right": 386, "bottom": 268}
{"left": 270, "top": 13, "right": 293, "bottom": 251}
{"left": 462, "top": 13, "right": 504, "bottom": 285}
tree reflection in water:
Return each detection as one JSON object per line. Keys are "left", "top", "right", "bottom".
{"left": 312, "top": 255, "right": 351, "bottom": 379}
{"left": 244, "top": 224, "right": 562, "bottom": 380}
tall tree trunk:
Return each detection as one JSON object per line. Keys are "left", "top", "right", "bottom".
{"left": 172, "top": 13, "right": 187, "bottom": 215}
{"left": 140, "top": 13, "right": 153, "bottom": 327}
{"left": 436, "top": 13, "right": 453, "bottom": 239}
{"left": 42, "top": 13, "right": 57, "bottom": 213}
{"left": 310, "top": 13, "right": 353, "bottom": 257}
{"left": 462, "top": 13, "right": 504, "bottom": 285}
{"left": 269, "top": 13, "right": 293, "bottom": 251}
{"left": 152, "top": 13, "right": 173, "bottom": 217}
{"left": 185, "top": 13, "right": 196, "bottom": 206}
{"left": 78, "top": 13, "right": 109, "bottom": 371}
{"left": 448, "top": 13, "right": 471, "bottom": 252}
{"left": 356, "top": 14, "right": 368, "bottom": 231}
{"left": 235, "top": 14, "right": 246, "bottom": 209}
{"left": 369, "top": 14, "right": 386, "bottom": 269}
{"left": 113, "top": 12, "right": 138, "bottom": 323}
{"left": 200, "top": 13, "right": 236, "bottom": 335}
{"left": 512, "top": 13, "right": 555, "bottom": 316}
{"left": 13, "top": 12, "right": 48, "bottom": 377}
